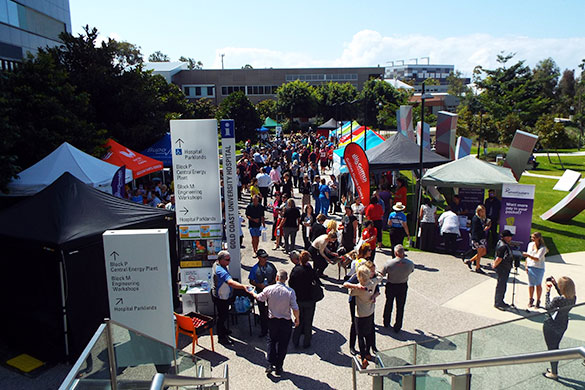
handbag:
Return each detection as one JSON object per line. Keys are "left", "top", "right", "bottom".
{"left": 310, "top": 279, "right": 324, "bottom": 302}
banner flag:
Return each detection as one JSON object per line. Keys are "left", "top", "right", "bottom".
{"left": 499, "top": 183, "right": 535, "bottom": 251}
{"left": 343, "top": 142, "right": 371, "bottom": 206}
{"left": 111, "top": 165, "right": 126, "bottom": 198}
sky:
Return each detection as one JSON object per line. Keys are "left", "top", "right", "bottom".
{"left": 70, "top": 0, "right": 585, "bottom": 77}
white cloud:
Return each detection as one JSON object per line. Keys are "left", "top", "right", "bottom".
{"left": 213, "top": 31, "right": 585, "bottom": 75}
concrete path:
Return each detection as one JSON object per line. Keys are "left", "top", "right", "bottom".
{"left": 3, "top": 179, "right": 584, "bottom": 390}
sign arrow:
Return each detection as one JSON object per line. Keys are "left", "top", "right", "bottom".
{"left": 115, "top": 298, "right": 123, "bottom": 305}
{"left": 175, "top": 138, "right": 184, "bottom": 147}
{"left": 109, "top": 251, "right": 120, "bottom": 261}
{"left": 180, "top": 207, "right": 189, "bottom": 215}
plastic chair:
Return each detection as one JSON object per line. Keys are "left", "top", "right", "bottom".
{"left": 175, "top": 312, "right": 215, "bottom": 354}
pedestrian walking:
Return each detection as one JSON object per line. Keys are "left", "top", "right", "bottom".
{"left": 381, "top": 245, "right": 414, "bottom": 333}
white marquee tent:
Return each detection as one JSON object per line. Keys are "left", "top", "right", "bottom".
{"left": 5, "top": 142, "right": 133, "bottom": 196}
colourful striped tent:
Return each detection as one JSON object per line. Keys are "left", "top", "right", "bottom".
{"left": 338, "top": 126, "right": 384, "bottom": 147}
{"left": 330, "top": 121, "right": 361, "bottom": 138}
{"left": 332, "top": 129, "right": 386, "bottom": 174}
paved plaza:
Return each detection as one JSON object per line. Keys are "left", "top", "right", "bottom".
{"left": 2, "top": 187, "right": 584, "bottom": 390}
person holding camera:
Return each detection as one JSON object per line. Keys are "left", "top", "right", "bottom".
{"left": 493, "top": 230, "right": 514, "bottom": 310}
{"left": 522, "top": 232, "right": 548, "bottom": 309}
{"left": 542, "top": 276, "right": 576, "bottom": 380}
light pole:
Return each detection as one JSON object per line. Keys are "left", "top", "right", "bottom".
{"left": 416, "top": 82, "right": 432, "bottom": 248}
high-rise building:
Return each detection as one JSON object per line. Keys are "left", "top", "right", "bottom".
{"left": 0, "top": 0, "right": 71, "bottom": 71}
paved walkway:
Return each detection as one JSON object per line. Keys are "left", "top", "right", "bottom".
{"left": 3, "top": 183, "right": 584, "bottom": 390}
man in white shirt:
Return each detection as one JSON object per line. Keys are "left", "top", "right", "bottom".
{"left": 438, "top": 207, "right": 460, "bottom": 256}
{"left": 249, "top": 270, "right": 299, "bottom": 376}
{"left": 256, "top": 168, "right": 271, "bottom": 207}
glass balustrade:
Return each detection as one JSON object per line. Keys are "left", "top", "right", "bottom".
{"left": 374, "top": 302, "right": 585, "bottom": 389}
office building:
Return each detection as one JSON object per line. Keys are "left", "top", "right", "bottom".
{"left": 146, "top": 63, "right": 385, "bottom": 105}
{"left": 384, "top": 63, "right": 470, "bottom": 93}
{"left": 0, "top": 0, "right": 71, "bottom": 71}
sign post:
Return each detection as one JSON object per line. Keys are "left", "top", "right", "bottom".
{"left": 103, "top": 229, "right": 175, "bottom": 346}
{"left": 221, "top": 119, "right": 241, "bottom": 280}
{"left": 499, "top": 183, "right": 536, "bottom": 251}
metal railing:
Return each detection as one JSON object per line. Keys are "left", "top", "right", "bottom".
{"left": 60, "top": 319, "right": 228, "bottom": 390}
{"left": 352, "top": 347, "right": 585, "bottom": 390}
{"left": 149, "top": 365, "right": 229, "bottom": 390}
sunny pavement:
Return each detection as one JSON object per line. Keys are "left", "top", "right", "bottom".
{"left": 191, "top": 187, "right": 585, "bottom": 390}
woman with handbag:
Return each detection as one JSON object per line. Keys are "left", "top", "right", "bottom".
{"left": 289, "top": 250, "right": 318, "bottom": 348}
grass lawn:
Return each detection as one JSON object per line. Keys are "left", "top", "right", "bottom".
{"left": 517, "top": 175, "right": 585, "bottom": 256}
{"left": 530, "top": 155, "right": 585, "bottom": 176}
{"left": 378, "top": 170, "right": 585, "bottom": 256}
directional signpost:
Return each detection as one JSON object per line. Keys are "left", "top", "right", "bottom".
{"left": 103, "top": 229, "right": 174, "bottom": 346}
{"left": 170, "top": 119, "right": 222, "bottom": 226}
{"left": 221, "top": 119, "right": 241, "bottom": 280}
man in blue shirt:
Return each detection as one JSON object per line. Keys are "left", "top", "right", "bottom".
{"left": 248, "top": 249, "right": 277, "bottom": 337}
{"left": 212, "top": 250, "right": 250, "bottom": 345}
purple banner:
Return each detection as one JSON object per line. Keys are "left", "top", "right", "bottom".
{"left": 458, "top": 187, "right": 485, "bottom": 218}
{"left": 111, "top": 165, "right": 127, "bottom": 198}
{"left": 499, "top": 184, "right": 535, "bottom": 251}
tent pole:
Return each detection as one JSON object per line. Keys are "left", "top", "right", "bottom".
{"left": 59, "top": 250, "right": 70, "bottom": 357}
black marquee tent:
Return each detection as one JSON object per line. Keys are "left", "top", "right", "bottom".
{"left": 0, "top": 173, "right": 178, "bottom": 362}
{"left": 365, "top": 133, "right": 449, "bottom": 172}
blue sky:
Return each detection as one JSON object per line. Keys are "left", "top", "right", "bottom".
{"left": 70, "top": 0, "right": 585, "bottom": 75}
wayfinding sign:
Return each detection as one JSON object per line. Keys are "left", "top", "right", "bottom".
{"left": 170, "top": 119, "right": 222, "bottom": 225}
{"left": 103, "top": 229, "right": 174, "bottom": 346}
{"left": 221, "top": 119, "right": 241, "bottom": 280}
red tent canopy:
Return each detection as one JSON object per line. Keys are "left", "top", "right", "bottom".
{"left": 102, "top": 139, "right": 163, "bottom": 179}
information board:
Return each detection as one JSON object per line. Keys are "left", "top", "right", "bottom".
{"left": 170, "top": 119, "right": 222, "bottom": 225}
{"left": 499, "top": 184, "right": 535, "bottom": 251}
{"left": 103, "top": 229, "right": 174, "bottom": 346}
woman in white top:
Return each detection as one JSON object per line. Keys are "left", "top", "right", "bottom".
{"left": 522, "top": 231, "right": 548, "bottom": 308}
{"left": 418, "top": 197, "right": 437, "bottom": 252}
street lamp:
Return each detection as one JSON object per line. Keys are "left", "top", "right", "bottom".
{"left": 416, "top": 82, "right": 433, "bottom": 248}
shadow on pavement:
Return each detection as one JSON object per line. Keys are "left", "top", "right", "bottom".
{"left": 268, "top": 370, "right": 336, "bottom": 389}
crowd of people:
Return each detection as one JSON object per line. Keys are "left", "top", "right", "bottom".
{"left": 205, "top": 132, "right": 578, "bottom": 380}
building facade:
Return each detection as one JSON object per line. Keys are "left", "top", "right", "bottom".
{"left": 164, "top": 66, "right": 385, "bottom": 105}
{"left": 385, "top": 64, "right": 470, "bottom": 93}
{"left": 0, "top": 0, "right": 71, "bottom": 71}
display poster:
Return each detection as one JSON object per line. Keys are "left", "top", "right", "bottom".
{"left": 221, "top": 119, "right": 242, "bottom": 280}
{"left": 458, "top": 187, "right": 485, "bottom": 218}
{"left": 170, "top": 119, "right": 222, "bottom": 226}
{"left": 499, "top": 184, "right": 535, "bottom": 250}
{"left": 103, "top": 229, "right": 174, "bottom": 347}
{"left": 178, "top": 224, "right": 222, "bottom": 268}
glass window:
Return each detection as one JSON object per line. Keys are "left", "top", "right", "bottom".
{"left": 258, "top": 86, "right": 264, "bottom": 94}
{"left": 183, "top": 87, "right": 190, "bottom": 96}
{"left": 352, "top": 74, "right": 358, "bottom": 80}
{"left": 7, "top": 0, "right": 18, "bottom": 26}
{"left": 227, "top": 86, "right": 233, "bottom": 94}
{"left": 0, "top": 0, "right": 8, "bottom": 24}
{"left": 221, "top": 86, "right": 227, "bottom": 95}
{"left": 195, "top": 87, "right": 201, "bottom": 96}
{"left": 247, "top": 86, "right": 253, "bottom": 94}
{"left": 252, "top": 86, "right": 258, "bottom": 94}
{"left": 207, "top": 86, "right": 214, "bottom": 96}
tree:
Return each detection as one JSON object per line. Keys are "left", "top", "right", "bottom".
{"left": 148, "top": 51, "right": 170, "bottom": 62}
{"left": 216, "top": 91, "right": 261, "bottom": 142}
{"left": 110, "top": 41, "right": 143, "bottom": 69}
{"left": 0, "top": 51, "right": 102, "bottom": 190}
{"left": 424, "top": 78, "right": 440, "bottom": 86}
{"left": 556, "top": 69, "right": 576, "bottom": 115}
{"left": 358, "top": 79, "right": 408, "bottom": 129}
{"left": 476, "top": 53, "right": 550, "bottom": 127}
{"left": 241, "top": 64, "right": 253, "bottom": 69}
{"left": 313, "top": 82, "right": 358, "bottom": 121}
{"left": 446, "top": 70, "right": 467, "bottom": 97}
{"left": 496, "top": 112, "right": 523, "bottom": 144}
{"left": 535, "top": 114, "right": 572, "bottom": 149}
{"left": 532, "top": 58, "right": 560, "bottom": 102}
{"left": 276, "top": 80, "right": 317, "bottom": 131}
{"left": 256, "top": 99, "right": 277, "bottom": 121}
{"left": 179, "top": 56, "right": 203, "bottom": 70}
{"left": 193, "top": 98, "right": 216, "bottom": 119}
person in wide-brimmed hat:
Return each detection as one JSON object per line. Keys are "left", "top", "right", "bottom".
{"left": 387, "top": 202, "right": 410, "bottom": 257}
